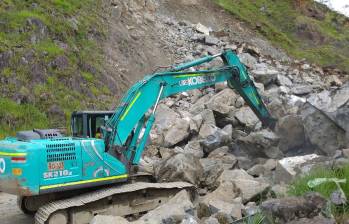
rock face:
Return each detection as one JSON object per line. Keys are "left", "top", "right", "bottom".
{"left": 140, "top": 190, "right": 195, "bottom": 224}
{"left": 301, "top": 103, "right": 346, "bottom": 156}
{"left": 155, "top": 153, "right": 203, "bottom": 185}
{"left": 261, "top": 193, "right": 328, "bottom": 224}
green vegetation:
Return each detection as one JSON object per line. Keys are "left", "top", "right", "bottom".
{"left": 0, "top": 0, "right": 113, "bottom": 136}
{"left": 214, "top": 0, "right": 349, "bottom": 72}
{"left": 288, "top": 164, "right": 349, "bottom": 222}
{"left": 0, "top": 98, "right": 48, "bottom": 138}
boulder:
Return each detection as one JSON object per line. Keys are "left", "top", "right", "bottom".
{"left": 216, "top": 170, "right": 270, "bottom": 203}
{"left": 247, "top": 164, "right": 266, "bottom": 177}
{"left": 90, "top": 215, "right": 130, "bottom": 224}
{"left": 238, "top": 53, "right": 257, "bottom": 68}
{"left": 276, "top": 74, "right": 293, "bottom": 87}
{"left": 200, "top": 158, "right": 224, "bottom": 189}
{"left": 189, "top": 114, "right": 203, "bottom": 133}
{"left": 199, "top": 123, "right": 231, "bottom": 154}
{"left": 276, "top": 115, "right": 305, "bottom": 153}
{"left": 195, "top": 23, "right": 210, "bottom": 35}
{"left": 200, "top": 199, "right": 242, "bottom": 220}
{"left": 238, "top": 130, "right": 282, "bottom": 159}
{"left": 155, "top": 153, "right": 203, "bottom": 185}
{"left": 190, "top": 95, "right": 211, "bottom": 115}
{"left": 204, "top": 36, "right": 219, "bottom": 46}
{"left": 251, "top": 68, "right": 278, "bottom": 86}
{"left": 206, "top": 89, "right": 238, "bottom": 115}
{"left": 208, "top": 146, "right": 237, "bottom": 169}
{"left": 140, "top": 190, "right": 195, "bottom": 224}
{"left": 183, "top": 140, "right": 204, "bottom": 158}
{"left": 200, "top": 109, "right": 216, "bottom": 126}
{"left": 164, "top": 118, "right": 190, "bottom": 147}
{"left": 301, "top": 103, "right": 346, "bottom": 156}
{"left": 199, "top": 182, "right": 242, "bottom": 219}
{"left": 261, "top": 193, "right": 327, "bottom": 224}
{"left": 274, "top": 154, "right": 330, "bottom": 184}
{"left": 234, "top": 107, "right": 260, "bottom": 129}
{"left": 159, "top": 147, "right": 175, "bottom": 160}
{"left": 307, "top": 83, "right": 349, "bottom": 140}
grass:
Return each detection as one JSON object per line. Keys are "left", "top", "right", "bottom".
{"left": 288, "top": 164, "right": 349, "bottom": 221}
{"left": 214, "top": 0, "right": 349, "bottom": 73}
{"left": 0, "top": 98, "right": 48, "bottom": 138}
{"left": 0, "top": 0, "right": 112, "bottom": 136}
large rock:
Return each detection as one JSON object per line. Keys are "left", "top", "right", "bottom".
{"left": 216, "top": 170, "right": 270, "bottom": 203}
{"left": 276, "top": 115, "right": 305, "bottom": 153}
{"left": 164, "top": 118, "right": 190, "bottom": 147}
{"left": 274, "top": 154, "right": 330, "bottom": 184}
{"left": 199, "top": 181, "right": 242, "bottom": 220}
{"left": 152, "top": 104, "right": 181, "bottom": 145}
{"left": 140, "top": 190, "right": 195, "bottom": 224}
{"left": 307, "top": 83, "right": 349, "bottom": 141}
{"left": 206, "top": 89, "right": 238, "bottom": 115}
{"left": 208, "top": 146, "right": 237, "bottom": 169}
{"left": 234, "top": 107, "right": 260, "bottom": 129}
{"left": 155, "top": 153, "right": 203, "bottom": 185}
{"left": 251, "top": 67, "right": 278, "bottom": 86}
{"left": 238, "top": 53, "right": 257, "bottom": 68}
{"left": 301, "top": 103, "right": 346, "bottom": 156}
{"left": 199, "top": 158, "right": 224, "bottom": 189}
{"left": 261, "top": 193, "right": 327, "bottom": 224}
{"left": 183, "top": 140, "right": 204, "bottom": 158}
{"left": 199, "top": 123, "right": 231, "bottom": 153}
{"left": 238, "top": 130, "right": 282, "bottom": 159}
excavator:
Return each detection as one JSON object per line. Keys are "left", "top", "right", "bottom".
{"left": 0, "top": 49, "right": 276, "bottom": 224}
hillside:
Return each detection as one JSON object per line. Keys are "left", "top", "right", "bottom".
{"left": 0, "top": 0, "right": 348, "bottom": 138}
{"left": 0, "top": 0, "right": 112, "bottom": 137}
{"left": 215, "top": 0, "right": 349, "bottom": 74}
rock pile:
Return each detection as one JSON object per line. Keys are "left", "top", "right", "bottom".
{"left": 93, "top": 1, "right": 348, "bottom": 223}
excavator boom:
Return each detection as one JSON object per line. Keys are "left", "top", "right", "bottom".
{"left": 0, "top": 49, "right": 275, "bottom": 224}
{"left": 105, "top": 49, "right": 275, "bottom": 164}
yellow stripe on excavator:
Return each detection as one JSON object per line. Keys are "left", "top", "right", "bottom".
{"left": 120, "top": 92, "right": 142, "bottom": 121}
{"left": 0, "top": 152, "right": 26, "bottom": 157}
{"left": 174, "top": 73, "right": 205, "bottom": 78}
{"left": 40, "top": 174, "right": 128, "bottom": 190}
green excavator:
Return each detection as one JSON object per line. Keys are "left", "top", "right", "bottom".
{"left": 0, "top": 50, "right": 276, "bottom": 224}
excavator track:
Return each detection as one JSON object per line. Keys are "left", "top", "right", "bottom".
{"left": 35, "top": 181, "right": 196, "bottom": 224}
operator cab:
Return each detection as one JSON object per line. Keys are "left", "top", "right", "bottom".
{"left": 71, "top": 111, "right": 114, "bottom": 138}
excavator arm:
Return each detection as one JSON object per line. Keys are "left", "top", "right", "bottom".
{"left": 104, "top": 49, "right": 276, "bottom": 165}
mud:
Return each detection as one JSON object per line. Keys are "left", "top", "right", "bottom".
{"left": 0, "top": 192, "right": 33, "bottom": 224}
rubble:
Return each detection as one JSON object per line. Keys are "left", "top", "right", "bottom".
{"left": 261, "top": 193, "right": 329, "bottom": 224}
{"left": 140, "top": 190, "right": 195, "bottom": 224}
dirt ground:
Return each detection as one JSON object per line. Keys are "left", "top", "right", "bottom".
{"left": 0, "top": 192, "right": 33, "bottom": 224}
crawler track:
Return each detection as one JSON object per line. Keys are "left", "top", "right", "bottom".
{"left": 35, "top": 181, "right": 196, "bottom": 224}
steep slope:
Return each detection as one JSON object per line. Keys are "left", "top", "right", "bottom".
{"left": 214, "top": 0, "right": 349, "bottom": 74}
{"left": 0, "top": 0, "right": 112, "bottom": 137}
